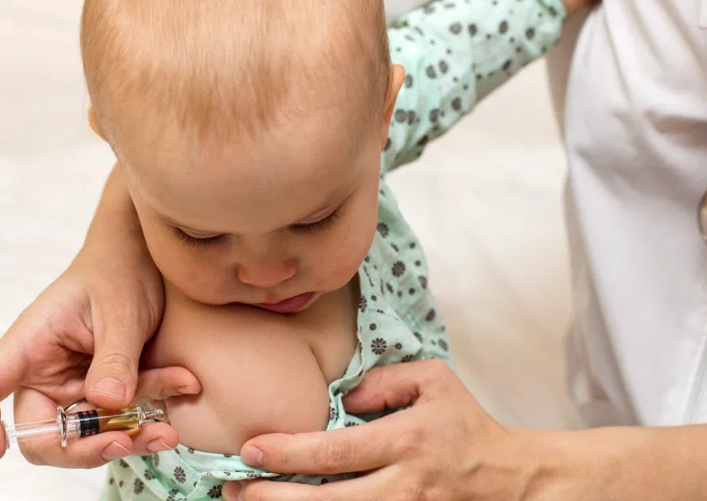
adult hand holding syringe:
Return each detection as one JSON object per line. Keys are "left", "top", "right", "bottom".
{"left": 0, "top": 255, "right": 200, "bottom": 467}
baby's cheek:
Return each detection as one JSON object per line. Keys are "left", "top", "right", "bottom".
{"left": 315, "top": 218, "right": 376, "bottom": 289}
{"left": 149, "top": 241, "right": 229, "bottom": 302}
{"left": 170, "top": 262, "right": 232, "bottom": 303}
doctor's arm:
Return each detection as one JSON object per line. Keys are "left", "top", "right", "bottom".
{"left": 225, "top": 361, "right": 707, "bottom": 501}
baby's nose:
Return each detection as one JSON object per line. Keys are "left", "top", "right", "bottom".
{"left": 237, "top": 260, "right": 296, "bottom": 288}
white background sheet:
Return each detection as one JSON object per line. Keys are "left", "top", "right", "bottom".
{"left": 0, "top": 1, "right": 581, "bottom": 498}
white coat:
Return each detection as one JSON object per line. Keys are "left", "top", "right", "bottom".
{"left": 550, "top": 0, "right": 707, "bottom": 427}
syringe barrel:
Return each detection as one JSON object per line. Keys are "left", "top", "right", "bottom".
{"left": 75, "top": 407, "right": 142, "bottom": 436}
{"left": 2, "top": 415, "right": 77, "bottom": 449}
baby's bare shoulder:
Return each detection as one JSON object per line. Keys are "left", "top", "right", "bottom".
{"left": 145, "top": 284, "right": 333, "bottom": 453}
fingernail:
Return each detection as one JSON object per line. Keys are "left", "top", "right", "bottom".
{"left": 101, "top": 442, "right": 130, "bottom": 461}
{"left": 178, "top": 384, "right": 198, "bottom": 395}
{"left": 146, "top": 439, "right": 172, "bottom": 453}
{"left": 241, "top": 446, "right": 264, "bottom": 467}
{"left": 92, "top": 377, "right": 126, "bottom": 400}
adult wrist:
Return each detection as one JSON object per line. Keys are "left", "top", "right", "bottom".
{"left": 80, "top": 165, "right": 146, "bottom": 260}
{"left": 516, "top": 425, "right": 705, "bottom": 501}
{"left": 508, "top": 427, "right": 614, "bottom": 501}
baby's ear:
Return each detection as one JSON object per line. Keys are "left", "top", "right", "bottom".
{"left": 381, "top": 64, "right": 406, "bottom": 149}
{"left": 382, "top": 64, "right": 406, "bottom": 126}
{"left": 88, "top": 107, "right": 106, "bottom": 141}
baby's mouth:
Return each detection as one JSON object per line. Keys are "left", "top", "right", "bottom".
{"left": 255, "top": 292, "right": 316, "bottom": 314}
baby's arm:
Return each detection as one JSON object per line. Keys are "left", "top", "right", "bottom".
{"left": 384, "top": 0, "right": 566, "bottom": 170}
{"left": 143, "top": 283, "right": 355, "bottom": 454}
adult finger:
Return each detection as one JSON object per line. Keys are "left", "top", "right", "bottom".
{"left": 84, "top": 304, "right": 147, "bottom": 409}
{"left": 343, "top": 359, "right": 453, "bottom": 414}
{"left": 241, "top": 417, "right": 408, "bottom": 475}
{"left": 225, "top": 470, "right": 389, "bottom": 501}
{"left": 134, "top": 367, "right": 201, "bottom": 402}
{"left": 22, "top": 431, "right": 133, "bottom": 469}
{"left": 13, "top": 388, "right": 132, "bottom": 469}
{"left": 130, "top": 422, "right": 180, "bottom": 456}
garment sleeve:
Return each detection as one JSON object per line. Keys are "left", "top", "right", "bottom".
{"left": 383, "top": 0, "right": 566, "bottom": 173}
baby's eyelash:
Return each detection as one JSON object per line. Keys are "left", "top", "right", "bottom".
{"left": 171, "top": 227, "right": 224, "bottom": 248}
{"left": 292, "top": 208, "right": 343, "bottom": 234}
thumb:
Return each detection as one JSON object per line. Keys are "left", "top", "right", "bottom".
{"left": 85, "top": 310, "right": 148, "bottom": 409}
{"left": 343, "top": 360, "right": 449, "bottom": 414}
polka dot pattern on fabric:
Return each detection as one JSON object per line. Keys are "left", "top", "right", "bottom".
{"left": 384, "top": 0, "right": 565, "bottom": 171}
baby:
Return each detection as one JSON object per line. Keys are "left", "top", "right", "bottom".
{"left": 79, "top": 0, "right": 571, "bottom": 499}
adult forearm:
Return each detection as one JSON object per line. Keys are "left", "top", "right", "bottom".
{"left": 528, "top": 425, "right": 707, "bottom": 500}
{"left": 82, "top": 164, "right": 144, "bottom": 254}
{"left": 602, "top": 425, "right": 707, "bottom": 500}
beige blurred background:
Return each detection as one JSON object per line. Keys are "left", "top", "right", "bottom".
{"left": 0, "top": 1, "right": 583, "bottom": 498}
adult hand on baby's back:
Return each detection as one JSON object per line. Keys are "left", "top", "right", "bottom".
{"left": 0, "top": 242, "right": 200, "bottom": 467}
{"left": 225, "top": 360, "right": 548, "bottom": 501}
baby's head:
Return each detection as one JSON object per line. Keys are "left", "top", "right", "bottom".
{"left": 81, "top": 0, "right": 404, "bottom": 311}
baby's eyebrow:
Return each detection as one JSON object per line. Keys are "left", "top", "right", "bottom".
{"left": 296, "top": 203, "right": 338, "bottom": 224}
{"left": 153, "top": 187, "right": 352, "bottom": 234}
{"left": 294, "top": 188, "right": 354, "bottom": 224}
{"left": 173, "top": 223, "right": 219, "bottom": 235}
{"left": 153, "top": 210, "right": 218, "bottom": 234}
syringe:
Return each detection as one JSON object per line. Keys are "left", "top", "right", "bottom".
{"left": 2, "top": 404, "right": 165, "bottom": 450}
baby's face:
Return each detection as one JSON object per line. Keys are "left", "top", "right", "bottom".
{"left": 114, "top": 78, "right": 400, "bottom": 312}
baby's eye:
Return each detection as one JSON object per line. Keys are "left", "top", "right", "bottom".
{"left": 291, "top": 208, "right": 343, "bottom": 234}
{"left": 172, "top": 227, "right": 224, "bottom": 248}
